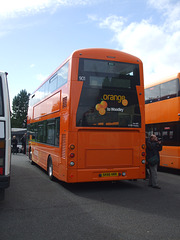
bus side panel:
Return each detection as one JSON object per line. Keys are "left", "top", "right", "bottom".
{"left": 0, "top": 73, "right": 11, "bottom": 190}
{"left": 145, "top": 98, "right": 179, "bottom": 124}
{"left": 145, "top": 95, "right": 180, "bottom": 170}
{"left": 136, "top": 85, "right": 145, "bottom": 131}
{"left": 33, "top": 92, "right": 60, "bottom": 119}
{"left": 160, "top": 146, "right": 180, "bottom": 169}
{"left": 31, "top": 141, "right": 64, "bottom": 177}
{"left": 4, "top": 73, "right": 11, "bottom": 177}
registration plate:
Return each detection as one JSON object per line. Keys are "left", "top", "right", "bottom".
{"left": 101, "top": 172, "right": 118, "bottom": 177}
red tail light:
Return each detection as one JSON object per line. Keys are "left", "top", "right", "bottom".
{"left": 70, "top": 153, "right": 75, "bottom": 158}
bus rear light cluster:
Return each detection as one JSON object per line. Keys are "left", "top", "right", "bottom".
{"left": 70, "top": 144, "right": 75, "bottom": 150}
{"left": 142, "top": 152, "right": 145, "bottom": 157}
{"left": 70, "top": 161, "right": 75, "bottom": 166}
{"left": 141, "top": 144, "right": 146, "bottom": 161}
{"left": 142, "top": 144, "right": 145, "bottom": 149}
{"left": 70, "top": 153, "right": 75, "bottom": 158}
{"left": 69, "top": 144, "right": 75, "bottom": 166}
{"left": 0, "top": 167, "right": 3, "bottom": 175}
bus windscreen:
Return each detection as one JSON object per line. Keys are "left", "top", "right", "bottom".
{"left": 76, "top": 58, "right": 141, "bottom": 128}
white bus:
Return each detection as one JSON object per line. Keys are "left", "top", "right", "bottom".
{"left": 0, "top": 72, "right": 11, "bottom": 200}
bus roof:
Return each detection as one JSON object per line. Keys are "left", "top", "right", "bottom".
{"left": 71, "top": 48, "right": 142, "bottom": 63}
{"left": 145, "top": 72, "right": 180, "bottom": 89}
{"left": 31, "top": 48, "right": 142, "bottom": 96}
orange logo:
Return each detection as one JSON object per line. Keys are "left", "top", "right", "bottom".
{"left": 102, "top": 94, "right": 128, "bottom": 105}
{"left": 122, "top": 99, "right": 128, "bottom": 106}
{"left": 95, "top": 101, "right": 108, "bottom": 115}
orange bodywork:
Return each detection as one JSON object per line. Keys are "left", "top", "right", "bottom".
{"left": 27, "top": 48, "right": 146, "bottom": 182}
{"left": 145, "top": 73, "right": 180, "bottom": 169}
{"left": 145, "top": 98, "right": 179, "bottom": 124}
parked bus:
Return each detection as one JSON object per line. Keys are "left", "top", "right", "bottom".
{"left": 145, "top": 72, "right": 180, "bottom": 169}
{"left": 0, "top": 72, "right": 11, "bottom": 199}
{"left": 27, "top": 48, "right": 146, "bottom": 183}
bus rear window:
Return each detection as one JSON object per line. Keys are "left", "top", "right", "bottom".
{"left": 0, "top": 77, "right": 4, "bottom": 116}
{"left": 76, "top": 58, "right": 141, "bottom": 128}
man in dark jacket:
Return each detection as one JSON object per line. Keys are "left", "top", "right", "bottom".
{"left": 146, "top": 134, "right": 162, "bottom": 189}
{"left": 12, "top": 135, "right": 18, "bottom": 154}
{"left": 21, "top": 133, "right": 27, "bottom": 154}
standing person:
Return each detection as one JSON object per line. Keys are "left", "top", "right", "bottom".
{"left": 12, "top": 135, "right": 18, "bottom": 154}
{"left": 21, "top": 133, "right": 27, "bottom": 154}
{"left": 146, "top": 134, "right": 162, "bottom": 189}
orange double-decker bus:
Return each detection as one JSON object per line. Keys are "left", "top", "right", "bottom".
{"left": 27, "top": 48, "right": 146, "bottom": 183}
{"left": 145, "top": 73, "right": 180, "bottom": 169}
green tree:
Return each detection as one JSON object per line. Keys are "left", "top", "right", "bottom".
{"left": 11, "top": 89, "right": 30, "bottom": 128}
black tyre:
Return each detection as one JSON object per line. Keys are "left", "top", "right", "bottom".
{"left": 29, "top": 148, "right": 34, "bottom": 165}
{"left": 48, "top": 157, "right": 54, "bottom": 181}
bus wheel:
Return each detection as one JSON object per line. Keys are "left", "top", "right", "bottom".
{"left": 29, "top": 148, "right": 32, "bottom": 160}
{"left": 29, "top": 148, "right": 34, "bottom": 165}
{"left": 48, "top": 157, "right": 54, "bottom": 181}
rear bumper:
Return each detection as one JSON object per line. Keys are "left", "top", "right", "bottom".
{"left": 0, "top": 175, "right": 10, "bottom": 189}
{"left": 67, "top": 166, "right": 146, "bottom": 183}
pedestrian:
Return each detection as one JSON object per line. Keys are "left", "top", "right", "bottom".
{"left": 12, "top": 135, "right": 18, "bottom": 154}
{"left": 146, "top": 134, "right": 162, "bottom": 189}
{"left": 21, "top": 133, "right": 27, "bottom": 154}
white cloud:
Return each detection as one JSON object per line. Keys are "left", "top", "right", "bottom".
{"left": 0, "top": 0, "right": 50, "bottom": 18}
{"left": 99, "top": 15, "right": 125, "bottom": 32}
{"left": 149, "top": 0, "right": 180, "bottom": 31}
{"left": 0, "top": 0, "right": 95, "bottom": 38}
{"left": 97, "top": 0, "right": 180, "bottom": 85}
{"left": 0, "top": 0, "right": 92, "bottom": 19}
